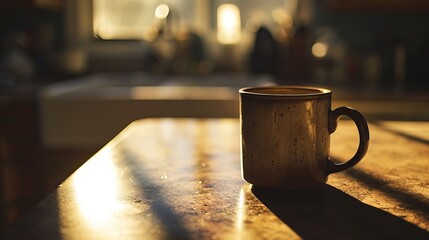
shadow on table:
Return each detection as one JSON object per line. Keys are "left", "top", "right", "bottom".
{"left": 371, "top": 121, "right": 429, "bottom": 145}
{"left": 252, "top": 185, "right": 429, "bottom": 239}
{"left": 345, "top": 167, "right": 429, "bottom": 218}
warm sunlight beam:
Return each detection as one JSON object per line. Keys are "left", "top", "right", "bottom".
{"left": 235, "top": 186, "right": 246, "bottom": 238}
{"left": 72, "top": 150, "right": 123, "bottom": 227}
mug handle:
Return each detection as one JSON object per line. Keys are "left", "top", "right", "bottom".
{"left": 326, "top": 106, "right": 370, "bottom": 174}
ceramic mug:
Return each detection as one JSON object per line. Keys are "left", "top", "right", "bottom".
{"left": 239, "top": 86, "right": 369, "bottom": 190}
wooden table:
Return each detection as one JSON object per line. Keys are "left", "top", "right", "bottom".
{"left": 2, "top": 119, "right": 429, "bottom": 239}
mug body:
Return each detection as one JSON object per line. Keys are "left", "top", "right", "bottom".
{"left": 240, "top": 86, "right": 332, "bottom": 190}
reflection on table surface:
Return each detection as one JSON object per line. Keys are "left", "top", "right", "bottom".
{"left": 2, "top": 118, "right": 429, "bottom": 239}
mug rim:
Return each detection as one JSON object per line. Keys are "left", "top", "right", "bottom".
{"left": 239, "top": 85, "right": 331, "bottom": 98}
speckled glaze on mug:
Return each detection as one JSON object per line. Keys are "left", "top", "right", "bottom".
{"left": 239, "top": 86, "right": 369, "bottom": 190}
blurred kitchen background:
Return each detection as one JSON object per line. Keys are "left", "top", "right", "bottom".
{"left": 1, "top": 0, "right": 429, "bottom": 228}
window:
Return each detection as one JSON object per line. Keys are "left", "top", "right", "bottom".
{"left": 93, "top": 0, "right": 200, "bottom": 40}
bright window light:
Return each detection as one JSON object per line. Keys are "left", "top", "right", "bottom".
{"left": 93, "top": 0, "right": 149, "bottom": 39}
{"left": 93, "top": 0, "right": 197, "bottom": 40}
{"left": 217, "top": 4, "right": 241, "bottom": 44}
